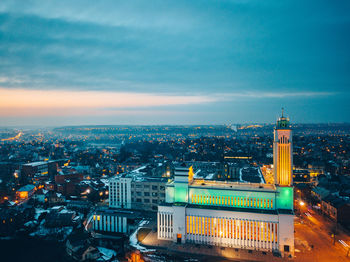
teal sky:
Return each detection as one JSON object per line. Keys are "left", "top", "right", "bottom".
{"left": 0, "top": 1, "right": 349, "bottom": 126}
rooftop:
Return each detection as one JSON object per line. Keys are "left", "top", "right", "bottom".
{"left": 17, "top": 184, "right": 35, "bottom": 192}
{"left": 188, "top": 179, "right": 276, "bottom": 192}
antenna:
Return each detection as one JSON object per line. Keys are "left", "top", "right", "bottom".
{"left": 281, "top": 107, "right": 284, "bottom": 117}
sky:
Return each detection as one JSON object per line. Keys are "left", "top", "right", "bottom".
{"left": 0, "top": 0, "right": 349, "bottom": 126}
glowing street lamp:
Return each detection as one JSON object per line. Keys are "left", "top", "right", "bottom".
{"left": 299, "top": 201, "right": 305, "bottom": 206}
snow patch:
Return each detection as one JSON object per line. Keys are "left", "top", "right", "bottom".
{"left": 129, "top": 220, "right": 155, "bottom": 253}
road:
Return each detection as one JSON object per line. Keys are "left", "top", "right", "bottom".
{"left": 294, "top": 205, "right": 350, "bottom": 262}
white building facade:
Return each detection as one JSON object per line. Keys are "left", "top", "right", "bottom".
{"left": 158, "top": 112, "right": 295, "bottom": 257}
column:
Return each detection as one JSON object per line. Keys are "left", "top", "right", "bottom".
{"left": 111, "top": 216, "right": 115, "bottom": 232}
{"left": 255, "top": 220, "right": 258, "bottom": 249}
{"left": 157, "top": 212, "right": 160, "bottom": 238}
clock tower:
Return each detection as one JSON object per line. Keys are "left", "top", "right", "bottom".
{"left": 273, "top": 109, "right": 293, "bottom": 186}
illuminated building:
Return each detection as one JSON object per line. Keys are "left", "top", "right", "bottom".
{"left": 16, "top": 184, "right": 36, "bottom": 199}
{"left": 273, "top": 109, "right": 293, "bottom": 186}
{"left": 157, "top": 111, "right": 294, "bottom": 257}
{"left": 91, "top": 208, "right": 139, "bottom": 235}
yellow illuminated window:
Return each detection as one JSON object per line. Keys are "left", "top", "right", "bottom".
{"left": 254, "top": 221, "right": 256, "bottom": 240}
{"left": 234, "top": 197, "right": 237, "bottom": 206}
{"left": 208, "top": 218, "right": 211, "bottom": 236}
{"left": 189, "top": 216, "right": 192, "bottom": 234}
{"left": 271, "top": 199, "right": 273, "bottom": 208}
{"left": 198, "top": 217, "right": 201, "bottom": 235}
{"left": 271, "top": 223, "right": 274, "bottom": 242}
{"left": 264, "top": 199, "right": 266, "bottom": 208}
{"left": 186, "top": 216, "right": 189, "bottom": 234}
{"left": 205, "top": 217, "right": 208, "bottom": 235}
{"left": 97, "top": 215, "right": 100, "bottom": 221}
{"left": 233, "top": 220, "right": 236, "bottom": 239}
{"left": 275, "top": 223, "right": 278, "bottom": 243}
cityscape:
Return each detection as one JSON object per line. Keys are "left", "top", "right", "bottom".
{"left": 1, "top": 1, "right": 350, "bottom": 262}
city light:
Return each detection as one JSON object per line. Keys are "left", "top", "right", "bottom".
{"left": 299, "top": 201, "right": 305, "bottom": 206}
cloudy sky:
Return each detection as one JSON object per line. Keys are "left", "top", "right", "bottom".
{"left": 0, "top": 0, "right": 349, "bottom": 126}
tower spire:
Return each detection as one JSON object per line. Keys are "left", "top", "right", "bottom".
{"left": 281, "top": 107, "right": 284, "bottom": 117}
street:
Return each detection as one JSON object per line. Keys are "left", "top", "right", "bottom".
{"left": 294, "top": 206, "right": 350, "bottom": 262}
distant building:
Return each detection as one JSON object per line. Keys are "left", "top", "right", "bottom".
{"left": 293, "top": 169, "right": 311, "bottom": 183}
{"left": 311, "top": 186, "right": 330, "bottom": 201}
{"left": 55, "top": 168, "right": 84, "bottom": 196}
{"left": 16, "top": 184, "right": 36, "bottom": 199}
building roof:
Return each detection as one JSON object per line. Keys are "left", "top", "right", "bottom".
{"left": 312, "top": 186, "right": 330, "bottom": 198}
{"left": 17, "top": 184, "right": 35, "bottom": 192}
{"left": 188, "top": 179, "right": 276, "bottom": 192}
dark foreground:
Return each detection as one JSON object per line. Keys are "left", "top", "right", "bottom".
{"left": 0, "top": 238, "right": 69, "bottom": 262}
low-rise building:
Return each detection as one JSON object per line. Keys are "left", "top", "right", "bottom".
{"left": 321, "top": 195, "right": 350, "bottom": 225}
{"left": 91, "top": 208, "right": 139, "bottom": 235}
{"left": 16, "top": 184, "right": 36, "bottom": 199}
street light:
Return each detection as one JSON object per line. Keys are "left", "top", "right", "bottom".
{"left": 299, "top": 201, "right": 305, "bottom": 206}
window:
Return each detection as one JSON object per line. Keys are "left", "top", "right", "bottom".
{"left": 144, "top": 185, "right": 150, "bottom": 188}
{"left": 152, "top": 192, "right": 158, "bottom": 197}
{"left": 152, "top": 199, "right": 157, "bottom": 204}
{"left": 160, "top": 186, "right": 165, "bottom": 190}
{"left": 144, "top": 198, "right": 150, "bottom": 203}
{"left": 284, "top": 245, "right": 290, "bottom": 252}
{"left": 160, "top": 193, "right": 165, "bottom": 197}
{"left": 152, "top": 206, "right": 157, "bottom": 210}
{"left": 136, "top": 198, "right": 142, "bottom": 202}
{"left": 152, "top": 185, "right": 158, "bottom": 190}
{"left": 136, "top": 192, "right": 141, "bottom": 196}
{"left": 144, "top": 192, "right": 150, "bottom": 196}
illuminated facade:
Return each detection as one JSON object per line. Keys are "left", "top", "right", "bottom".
{"left": 157, "top": 113, "right": 294, "bottom": 257}
{"left": 273, "top": 109, "right": 293, "bottom": 186}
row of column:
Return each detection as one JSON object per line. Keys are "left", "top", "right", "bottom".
{"left": 157, "top": 212, "right": 173, "bottom": 240}
{"left": 186, "top": 215, "right": 278, "bottom": 251}
{"left": 191, "top": 194, "right": 274, "bottom": 209}
{"left": 93, "top": 214, "right": 127, "bottom": 233}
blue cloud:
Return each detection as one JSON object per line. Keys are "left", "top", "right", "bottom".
{"left": 0, "top": 0, "right": 349, "bottom": 125}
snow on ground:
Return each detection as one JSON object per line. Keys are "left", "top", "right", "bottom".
{"left": 34, "top": 208, "right": 47, "bottom": 220}
{"left": 100, "top": 178, "right": 109, "bottom": 186}
{"left": 24, "top": 221, "right": 37, "bottom": 228}
{"left": 132, "top": 165, "right": 147, "bottom": 173}
{"left": 193, "top": 169, "right": 201, "bottom": 178}
{"left": 97, "top": 246, "right": 117, "bottom": 261}
{"left": 129, "top": 220, "right": 155, "bottom": 253}
{"left": 30, "top": 225, "right": 73, "bottom": 239}
{"left": 205, "top": 173, "right": 215, "bottom": 180}
{"left": 257, "top": 167, "right": 265, "bottom": 183}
